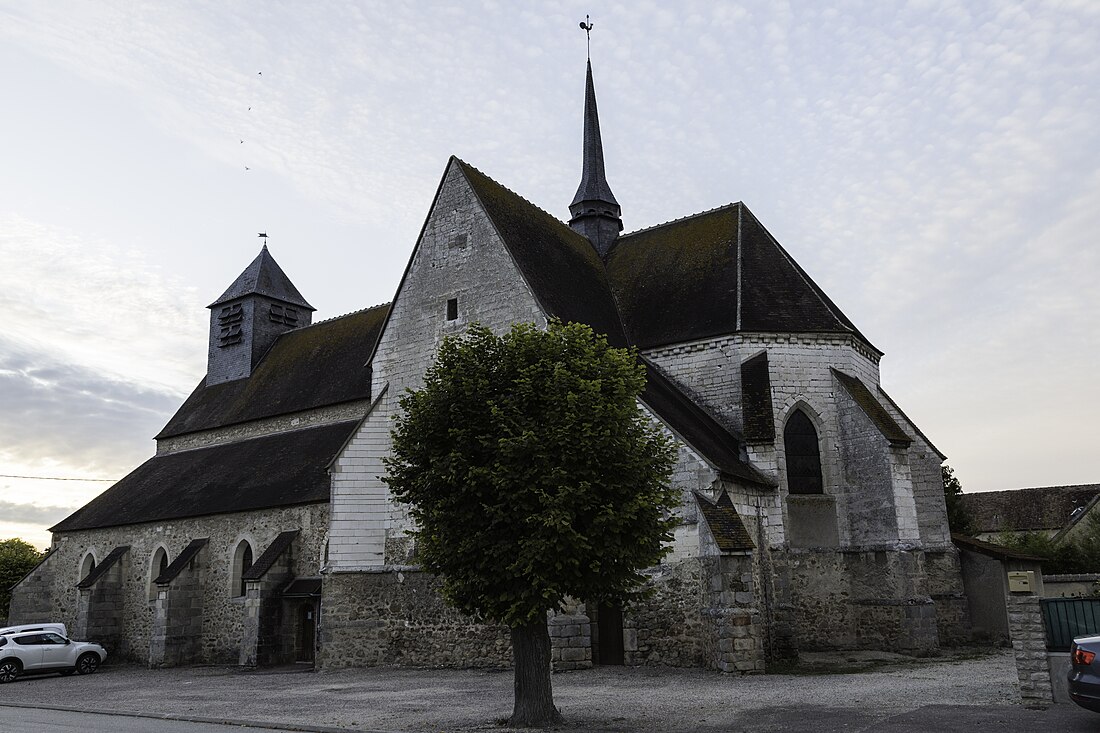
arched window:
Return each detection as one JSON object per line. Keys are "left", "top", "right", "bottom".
{"left": 79, "top": 552, "right": 96, "bottom": 582}
{"left": 784, "top": 408, "right": 823, "bottom": 495}
{"left": 149, "top": 547, "right": 170, "bottom": 600}
{"left": 231, "top": 540, "right": 254, "bottom": 598}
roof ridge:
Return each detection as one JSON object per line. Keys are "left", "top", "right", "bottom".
{"left": 306, "top": 301, "right": 391, "bottom": 328}
{"left": 967, "top": 484, "right": 1100, "bottom": 495}
{"left": 454, "top": 157, "right": 583, "bottom": 239}
{"left": 619, "top": 202, "right": 741, "bottom": 239}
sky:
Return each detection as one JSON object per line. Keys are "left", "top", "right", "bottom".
{"left": 1, "top": 1, "right": 1098, "bottom": 550}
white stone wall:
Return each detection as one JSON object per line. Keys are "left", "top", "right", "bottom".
{"left": 328, "top": 161, "right": 547, "bottom": 570}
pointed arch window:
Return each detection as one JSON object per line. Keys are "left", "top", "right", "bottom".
{"left": 149, "top": 547, "right": 170, "bottom": 600}
{"left": 232, "top": 541, "right": 254, "bottom": 598}
{"left": 79, "top": 553, "right": 96, "bottom": 582}
{"left": 784, "top": 409, "right": 823, "bottom": 495}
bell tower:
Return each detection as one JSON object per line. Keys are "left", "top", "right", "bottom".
{"left": 206, "top": 245, "right": 314, "bottom": 386}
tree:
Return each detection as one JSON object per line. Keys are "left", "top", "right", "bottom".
{"left": 385, "top": 321, "right": 677, "bottom": 727}
{"left": 0, "top": 538, "right": 44, "bottom": 620}
{"left": 942, "top": 464, "right": 973, "bottom": 535}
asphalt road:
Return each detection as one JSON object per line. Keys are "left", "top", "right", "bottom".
{"left": 0, "top": 649, "right": 1097, "bottom": 732}
{"left": 0, "top": 707, "right": 305, "bottom": 733}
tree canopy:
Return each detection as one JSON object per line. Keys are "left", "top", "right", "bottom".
{"left": 384, "top": 321, "right": 677, "bottom": 725}
{"left": 942, "top": 464, "right": 973, "bottom": 535}
{"left": 0, "top": 538, "right": 44, "bottom": 619}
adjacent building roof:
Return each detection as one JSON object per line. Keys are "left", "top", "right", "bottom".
{"left": 210, "top": 245, "right": 314, "bottom": 310}
{"left": 951, "top": 533, "right": 1045, "bottom": 563}
{"left": 52, "top": 420, "right": 359, "bottom": 532}
{"left": 960, "top": 484, "right": 1100, "bottom": 535}
{"left": 158, "top": 305, "right": 388, "bottom": 439}
{"left": 605, "top": 203, "right": 874, "bottom": 351}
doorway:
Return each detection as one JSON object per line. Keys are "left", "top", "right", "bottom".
{"left": 296, "top": 602, "right": 316, "bottom": 663}
{"left": 594, "top": 604, "right": 624, "bottom": 665}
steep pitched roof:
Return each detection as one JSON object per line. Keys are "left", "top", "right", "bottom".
{"left": 571, "top": 60, "right": 619, "bottom": 210}
{"left": 605, "top": 203, "right": 874, "bottom": 351}
{"left": 454, "top": 159, "right": 629, "bottom": 347}
{"left": 210, "top": 245, "right": 314, "bottom": 310}
{"left": 960, "top": 484, "right": 1100, "bottom": 535}
{"left": 158, "top": 305, "right": 388, "bottom": 439}
{"left": 640, "top": 358, "right": 771, "bottom": 487}
{"left": 52, "top": 420, "right": 358, "bottom": 532}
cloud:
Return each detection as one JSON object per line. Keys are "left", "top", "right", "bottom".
{"left": 0, "top": 502, "right": 74, "bottom": 526}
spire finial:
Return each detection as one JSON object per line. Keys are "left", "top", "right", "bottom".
{"left": 579, "top": 15, "right": 593, "bottom": 60}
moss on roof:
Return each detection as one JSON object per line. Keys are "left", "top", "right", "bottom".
{"left": 158, "top": 304, "right": 388, "bottom": 438}
{"left": 455, "top": 158, "right": 628, "bottom": 347}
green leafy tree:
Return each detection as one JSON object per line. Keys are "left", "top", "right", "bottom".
{"left": 385, "top": 321, "right": 677, "bottom": 727}
{"left": 0, "top": 538, "right": 44, "bottom": 619}
{"left": 942, "top": 465, "right": 973, "bottom": 535}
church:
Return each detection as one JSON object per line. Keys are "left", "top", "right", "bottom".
{"left": 10, "top": 58, "right": 969, "bottom": 672}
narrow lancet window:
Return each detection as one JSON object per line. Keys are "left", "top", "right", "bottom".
{"left": 784, "top": 409, "right": 823, "bottom": 494}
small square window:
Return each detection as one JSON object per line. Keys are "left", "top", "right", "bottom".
{"left": 446, "top": 298, "right": 458, "bottom": 321}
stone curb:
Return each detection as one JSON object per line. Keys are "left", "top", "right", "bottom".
{"left": 0, "top": 702, "right": 402, "bottom": 733}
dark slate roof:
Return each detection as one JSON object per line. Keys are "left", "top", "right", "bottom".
{"left": 158, "top": 305, "right": 388, "bottom": 439}
{"left": 77, "top": 545, "right": 129, "bottom": 588}
{"left": 605, "top": 203, "right": 874, "bottom": 351}
{"left": 960, "top": 485, "right": 1100, "bottom": 535}
{"left": 154, "top": 538, "right": 208, "bottom": 584}
{"left": 52, "top": 421, "right": 359, "bottom": 532}
{"left": 740, "top": 351, "right": 775, "bottom": 443}
{"left": 455, "top": 159, "right": 629, "bottom": 347}
{"left": 640, "top": 358, "right": 772, "bottom": 487}
{"left": 242, "top": 530, "right": 299, "bottom": 581}
{"left": 832, "top": 369, "right": 911, "bottom": 447}
{"left": 951, "top": 533, "right": 1045, "bottom": 563}
{"left": 210, "top": 245, "right": 314, "bottom": 310}
{"left": 696, "top": 492, "right": 755, "bottom": 552}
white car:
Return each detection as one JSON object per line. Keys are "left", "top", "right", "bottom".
{"left": 0, "top": 630, "right": 107, "bottom": 683}
{"left": 0, "top": 623, "right": 67, "bottom": 637}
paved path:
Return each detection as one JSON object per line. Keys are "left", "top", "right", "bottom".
{"left": 0, "top": 649, "right": 1096, "bottom": 732}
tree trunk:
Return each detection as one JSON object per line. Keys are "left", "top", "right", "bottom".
{"left": 509, "top": 620, "right": 563, "bottom": 727}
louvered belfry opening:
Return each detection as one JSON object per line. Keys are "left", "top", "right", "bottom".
{"left": 784, "top": 409, "right": 823, "bottom": 495}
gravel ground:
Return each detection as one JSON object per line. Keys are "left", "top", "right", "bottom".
{"left": 0, "top": 647, "right": 1080, "bottom": 732}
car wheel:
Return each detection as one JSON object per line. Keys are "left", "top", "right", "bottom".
{"left": 76, "top": 653, "right": 100, "bottom": 675}
{"left": 0, "top": 659, "right": 21, "bottom": 683}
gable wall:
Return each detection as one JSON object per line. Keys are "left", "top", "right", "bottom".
{"left": 328, "top": 163, "right": 547, "bottom": 569}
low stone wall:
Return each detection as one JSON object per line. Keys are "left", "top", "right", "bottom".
{"left": 319, "top": 569, "right": 512, "bottom": 668}
{"left": 788, "top": 547, "right": 939, "bottom": 654}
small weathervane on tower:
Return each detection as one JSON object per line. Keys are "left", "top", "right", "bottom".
{"left": 580, "top": 15, "right": 593, "bottom": 58}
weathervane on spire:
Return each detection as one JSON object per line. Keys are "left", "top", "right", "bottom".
{"left": 579, "top": 15, "right": 593, "bottom": 59}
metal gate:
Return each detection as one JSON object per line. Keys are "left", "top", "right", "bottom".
{"left": 1041, "top": 597, "right": 1100, "bottom": 651}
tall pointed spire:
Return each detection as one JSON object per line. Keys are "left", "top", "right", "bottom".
{"left": 569, "top": 57, "right": 623, "bottom": 257}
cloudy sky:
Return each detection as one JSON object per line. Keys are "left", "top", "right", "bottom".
{"left": 2, "top": 1, "right": 1097, "bottom": 549}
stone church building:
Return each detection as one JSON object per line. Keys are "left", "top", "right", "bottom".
{"left": 10, "top": 60, "right": 968, "bottom": 672}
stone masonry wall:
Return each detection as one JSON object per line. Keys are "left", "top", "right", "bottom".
{"left": 787, "top": 548, "right": 938, "bottom": 654}
{"left": 1007, "top": 594, "right": 1054, "bottom": 703}
{"left": 329, "top": 160, "right": 547, "bottom": 570}
{"left": 319, "top": 569, "right": 513, "bottom": 668}
{"left": 11, "top": 503, "right": 327, "bottom": 664}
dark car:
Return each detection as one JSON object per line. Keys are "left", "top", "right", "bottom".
{"left": 1069, "top": 634, "right": 1100, "bottom": 713}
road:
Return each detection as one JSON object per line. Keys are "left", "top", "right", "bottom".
{"left": 0, "top": 706, "right": 332, "bottom": 733}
